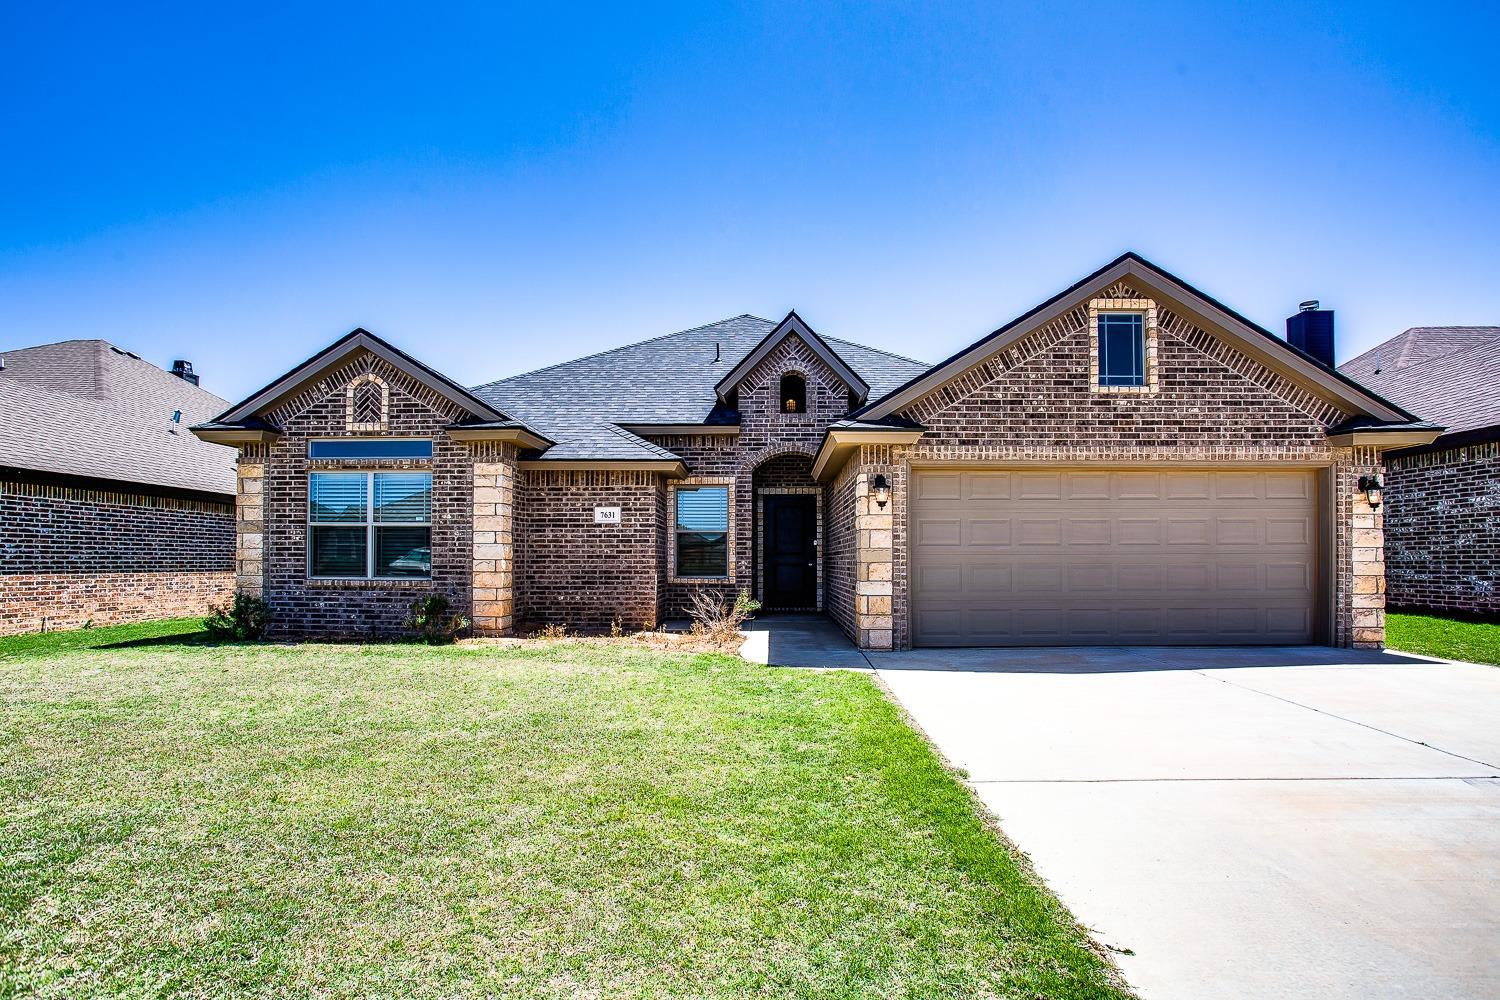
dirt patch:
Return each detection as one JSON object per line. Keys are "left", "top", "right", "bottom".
{"left": 460, "top": 629, "right": 741, "bottom": 657}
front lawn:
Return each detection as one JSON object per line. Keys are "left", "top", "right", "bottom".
{"left": 1387, "top": 611, "right": 1500, "bottom": 666}
{"left": 0, "top": 623, "right": 1127, "bottom": 999}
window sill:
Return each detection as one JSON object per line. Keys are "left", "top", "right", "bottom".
{"left": 669, "top": 575, "right": 734, "bottom": 586}
{"left": 1092, "top": 382, "right": 1159, "bottom": 395}
{"left": 305, "top": 577, "right": 434, "bottom": 589}
{"left": 307, "top": 458, "right": 433, "bottom": 470}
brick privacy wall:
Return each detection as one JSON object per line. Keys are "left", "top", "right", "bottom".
{"left": 515, "top": 469, "right": 662, "bottom": 632}
{"left": 256, "top": 354, "right": 476, "bottom": 638}
{"left": 1384, "top": 441, "right": 1500, "bottom": 615}
{"left": 647, "top": 333, "right": 844, "bottom": 619}
{"left": 1, "top": 479, "right": 233, "bottom": 635}
{"left": 883, "top": 281, "right": 1381, "bottom": 649}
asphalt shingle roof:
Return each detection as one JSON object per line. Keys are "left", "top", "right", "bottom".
{"left": 0, "top": 340, "right": 236, "bottom": 496}
{"left": 1338, "top": 327, "right": 1500, "bottom": 433}
{"left": 471, "top": 315, "right": 931, "bottom": 460}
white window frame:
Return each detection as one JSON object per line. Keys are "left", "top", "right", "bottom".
{"left": 307, "top": 470, "right": 433, "bottom": 580}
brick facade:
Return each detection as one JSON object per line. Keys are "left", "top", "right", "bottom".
{"left": 515, "top": 469, "right": 662, "bottom": 633}
{"left": 646, "top": 333, "right": 847, "bottom": 618}
{"left": 254, "top": 355, "right": 477, "bottom": 638}
{"left": 216, "top": 282, "right": 1406, "bottom": 648}
{"left": 861, "top": 283, "right": 1384, "bottom": 649}
{"left": 1, "top": 478, "right": 233, "bottom": 635}
{"left": 1383, "top": 439, "right": 1500, "bottom": 616}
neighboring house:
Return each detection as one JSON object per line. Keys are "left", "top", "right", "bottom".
{"left": 1340, "top": 327, "right": 1500, "bottom": 616}
{"left": 193, "top": 253, "right": 1435, "bottom": 650}
{"left": 0, "top": 340, "right": 237, "bottom": 635}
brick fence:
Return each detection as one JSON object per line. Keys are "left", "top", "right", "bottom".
{"left": 1384, "top": 439, "right": 1500, "bottom": 616}
{"left": 1, "top": 479, "right": 234, "bottom": 635}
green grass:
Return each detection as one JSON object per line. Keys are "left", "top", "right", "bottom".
{"left": 1387, "top": 612, "right": 1500, "bottom": 666}
{"left": 0, "top": 626, "right": 1127, "bottom": 999}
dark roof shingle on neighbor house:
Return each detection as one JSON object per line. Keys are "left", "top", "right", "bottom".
{"left": 1339, "top": 327, "right": 1500, "bottom": 435}
{"left": 0, "top": 339, "right": 236, "bottom": 497}
{"left": 470, "top": 314, "right": 932, "bottom": 461}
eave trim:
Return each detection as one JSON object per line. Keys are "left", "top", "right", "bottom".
{"left": 189, "top": 426, "right": 282, "bottom": 445}
{"left": 811, "top": 427, "right": 924, "bottom": 481}
{"left": 1325, "top": 428, "right": 1445, "bottom": 450}
{"left": 444, "top": 426, "right": 554, "bottom": 450}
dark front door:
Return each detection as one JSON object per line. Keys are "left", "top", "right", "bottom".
{"left": 764, "top": 494, "right": 817, "bottom": 609}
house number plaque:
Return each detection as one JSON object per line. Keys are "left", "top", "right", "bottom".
{"left": 594, "top": 507, "right": 622, "bottom": 525}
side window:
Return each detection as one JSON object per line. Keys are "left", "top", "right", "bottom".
{"left": 1097, "top": 313, "right": 1146, "bottom": 387}
{"left": 779, "top": 373, "right": 807, "bottom": 413}
{"left": 309, "top": 471, "right": 432, "bottom": 579}
{"left": 674, "top": 486, "right": 729, "bottom": 578}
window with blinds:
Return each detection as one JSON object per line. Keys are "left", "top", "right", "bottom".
{"left": 674, "top": 486, "right": 729, "bottom": 578}
{"left": 308, "top": 472, "right": 432, "bottom": 579}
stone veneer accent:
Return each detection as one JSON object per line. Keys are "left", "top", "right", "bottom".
{"left": 1382, "top": 439, "right": 1500, "bottom": 616}
{"left": 470, "top": 444, "right": 518, "bottom": 635}
{"left": 1, "top": 477, "right": 234, "bottom": 635}
{"left": 1088, "top": 296, "right": 1160, "bottom": 394}
{"left": 235, "top": 456, "right": 266, "bottom": 596}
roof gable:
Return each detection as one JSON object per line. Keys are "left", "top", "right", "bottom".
{"left": 213, "top": 328, "right": 512, "bottom": 427}
{"left": 714, "top": 311, "right": 870, "bottom": 404}
{"left": 855, "top": 252, "right": 1414, "bottom": 425}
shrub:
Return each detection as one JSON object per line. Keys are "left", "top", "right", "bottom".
{"left": 687, "top": 588, "right": 761, "bottom": 647}
{"left": 532, "top": 623, "right": 570, "bottom": 640}
{"left": 405, "top": 593, "right": 470, "bottom": 645}
{"left": 204, "top": 592, "right": 272, "bottom": 641}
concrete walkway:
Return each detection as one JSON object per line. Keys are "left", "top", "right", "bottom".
{"left": 870, "top": 646, "right": 1500, "bottom": 1000}
{"left": 737, "top": 613, "right": 871, "bottom": 670}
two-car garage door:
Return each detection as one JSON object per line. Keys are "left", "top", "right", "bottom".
{"left": 910, "top": 468, "right": 1321, "bottom": 646}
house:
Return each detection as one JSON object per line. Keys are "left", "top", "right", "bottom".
{"left": 192, "top": 253, "right": 1437, "bottom": 649}
{"left": 1339, "top": 326, "right": 1500, "bottom": 616}
{"left": 0, "top": 340, "right": 237, "bottom": 634}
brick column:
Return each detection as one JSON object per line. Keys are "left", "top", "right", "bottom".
{"left": 471, "top": 451, "right": 516, "bottom": 635}
{"left": 1335, "top": 447, "right": 1385, "bottom": 648}
{"left": 236, "top": 460, "right": 265, "bottom": 597}
{"left": 855, "top": 466, "right": 894, "bottom": 649}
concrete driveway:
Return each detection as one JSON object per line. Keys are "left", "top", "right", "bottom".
{"left": 870, "top": 646, "right": 1500, "bottom": 1000}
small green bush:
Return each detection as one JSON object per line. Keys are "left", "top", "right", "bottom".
{"left": 406, "top": 593, "right": 470, "bottom": 645}
{"left": 204, "top": 592, "right": 272, "bottom": 641}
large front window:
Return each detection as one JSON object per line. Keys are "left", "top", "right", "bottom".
{"left": 675, "top": 486, "right": 729, "bottom": 578}
{"left": 308, "top": 472, "right": 432, "bottom": 579}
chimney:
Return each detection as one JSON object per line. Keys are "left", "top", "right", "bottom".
{"left": 1286, "top": 300, "right": 1335, "bottom": 368}
{"left": 170, "top": 359, "right": 200, "bottom": 386}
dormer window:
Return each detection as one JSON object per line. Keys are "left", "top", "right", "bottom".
{"left": 780, "top": 373, "right": 807, "bottom": 414}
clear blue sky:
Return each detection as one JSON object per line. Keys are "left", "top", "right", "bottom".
{"left": 3, "top": 2, "right": 1497, "bottom": 402}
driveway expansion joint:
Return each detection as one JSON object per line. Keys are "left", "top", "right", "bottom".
{"left": 1190, "top": 668, "right": 1500, "bottom": 772}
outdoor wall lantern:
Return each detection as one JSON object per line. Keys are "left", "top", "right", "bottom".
{"left": 1358, "top": 475, "right": 1383, "bottom": 510}
{"left": 872, "top": 474, "right": 891, "bottom": 510}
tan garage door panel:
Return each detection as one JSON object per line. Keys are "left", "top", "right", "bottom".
{"left": 910, "top": 469, "right": 1318, "bottom": 646}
